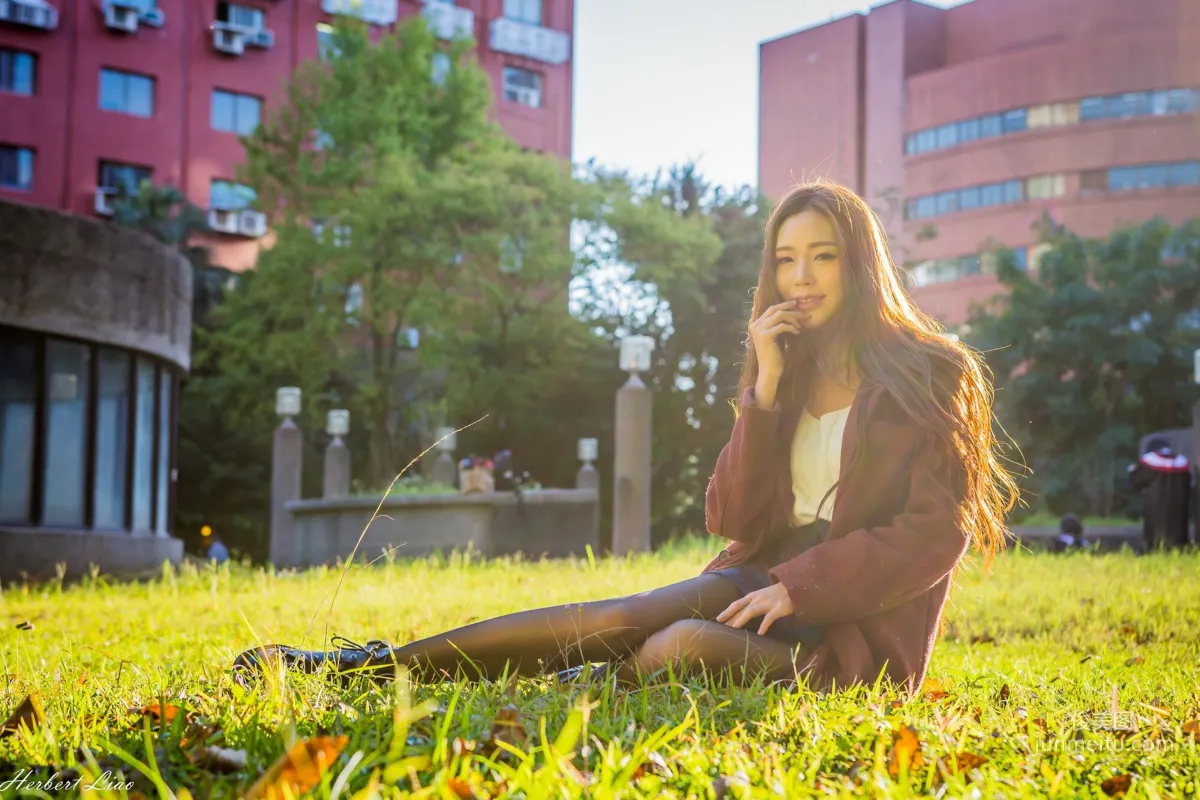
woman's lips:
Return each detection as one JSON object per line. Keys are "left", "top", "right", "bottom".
{"left": 794, "top": 295, "right": 824, "bottom": 311}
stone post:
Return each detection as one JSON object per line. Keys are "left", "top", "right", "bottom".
{"left": 323, "top": 409, "right": 351, "bottom": 499}
{"left": 433, "top": 425, "right": 458, "bottom": 488}
{"left": 576, "top": 437, "right": 599, "bottom": 492}
{"left": 270, "top": 387, "right": 303, "bottom": 568}
{"left": 612, "top": 336, "right": 655, "bottom": 555}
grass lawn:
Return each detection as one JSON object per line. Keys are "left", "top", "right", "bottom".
{"left": 0, "top": 539, "right": 1197, "bottom": 798}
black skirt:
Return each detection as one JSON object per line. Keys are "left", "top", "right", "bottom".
{"left": 707, "top": 520, "right": 829, "bottom": 649}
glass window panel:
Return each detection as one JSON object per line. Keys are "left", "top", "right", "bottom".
{"left": 127, "top": 74, "right": 153, "bottom": 117}
{"left": 211, "top": 90, "right": 234, "bottom": 132}
{"left": 1167, "top": 162, "right": 1199, "bottom": 187}
{"left": 1133, "top": 92, "right": 1153, "bottom": 116}
{"left": 1002, "top": 109, "right": 1026, "bottom": 133}
{"left": 980, "top": 183, "right": 1003, "bottom": 206}
{"left": 1108, "top": 166, "right": 1138, "bottom": 191}
{"left": 235, "top": 94, "right": 260, "bottom": 134}
{"left": 132, "top": 359, "right": 155, "bottom": 531}
{"left": 1079, "top": 97, "right": 1106, "bottom": 121}
{"left": 1080, "top": 169, "right": 1108, "bottom": 194}
{"left": 1138, "top": 164, "right": 1168, "bottom": 188}
{"left": 1109, "top": 93, "right": 1139, "bottom": 118}
{"left": 1166, "top": 88, "right": 1197, "bottom": 114}
{"left": 0, "top": 334, "right": 36, "bottom": 524}
{"left": 0, "top": 50, "right": 36, "bottom": 95}
{"left": 958, "top": 118, "right": 980, "bottom": 143}
{"left": 1012, "top": 247, "right": 1028, "bottom": 271}
{"left": 959, "top": 186, "right": 980, "bottom": 210}
{"left": 980, "top": 114, "right": 1002, "bottom": 137}
{"left": 915, "top": 196, "right": 936, "bottom": 218}
{"left": 935, "top": 123, "right": 957, "bottom": 149}
{"left": 916, "top": 129, "right": 936, "bottom": 152}
{"left": 93, "top": 348, "right": 129, "bottom": 529}
{"left": 960, "top": 255, "right": 982, "bottom": 276}
{"left": 1003, "top": 180, "right": 1023, "bottom": 203}
{"left": 504, "top": 0, "right": 541, "bottom": 25}
{"left": 99, "top": 68, "right": 125, "bottom": 111}
{"left": 1027, "top": 104, "right": 1051, "bottom": 128}
{"left": 1150, "top": 90, "right": 1170, "bottom": 116}
{"left": 155, "top": 371, "right": 171, "bottom": 534}
{"left": 42, "top": 340, "right": 90, "bottom": 527}
{"left": 935, "top": 191, "right": 957, "bottom": 215}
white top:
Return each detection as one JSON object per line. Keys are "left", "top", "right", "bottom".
{"left": 789, "top": 406, "right": 851, "bottom": 525}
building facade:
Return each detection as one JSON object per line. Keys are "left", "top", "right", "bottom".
{"left": 0, "top": 0, "right": 574, "bottom": 271}
{"left": 0, "top": 200, "right": 190, "bottom": 581}
{"left": 759, "top": 0, "right": 1200, "bottom": 325}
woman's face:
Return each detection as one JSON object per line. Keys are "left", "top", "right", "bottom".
{"left": 773, "top": 209, "right": 846, "bottom": 331}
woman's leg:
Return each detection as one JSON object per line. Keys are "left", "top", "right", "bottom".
{"left": 618, "top": 619, "right": 801, "bottom": 685}
{"left": 383, "top": 574, "right": 744, "bottom": 681}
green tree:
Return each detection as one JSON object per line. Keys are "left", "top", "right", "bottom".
{"left": 967, "top": 216, "right": 1200, "bottom": 517}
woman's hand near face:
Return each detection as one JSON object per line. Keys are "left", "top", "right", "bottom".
{"left": 749, "top": 300, "right": 803, "bottom": 409}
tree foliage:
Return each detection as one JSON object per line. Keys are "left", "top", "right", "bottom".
{"left": 967, "top": 217, "right": 1200, "bottom": 517}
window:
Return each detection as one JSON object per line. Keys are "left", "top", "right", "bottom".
{"left": 1001, "top": 109, "right": 1026, "bottom": 133}
{"left": 502, "top": 67, "right": 541, "bottom": 107}
{"left": 934, "top": 123, "right": 957, "bottom": 149}
{"left": 503, "top": 0, "right": 541, "bottom": 25}
{"left": 959, "top": 186, "right": 980, "bottom": 210}
{"left": 210, "top": 180, "right": 256, "bottom": 210}
{"left": 979, "top": 114, "right": 1003, "bottom": 138}
{"left": 211, "top": 89, "right": 261, "bottom": 135}
{"left": 42, "top": 341, "right": 90, "bottom": 527}
{"left": 1079, "top": 96, "right": 1106, "bottom": 121}
{"left": 1109, "top": 93, "right": 1140, "bottom": 119}
{"left": 1002, "top": 180, "right": 1023, "bottom": 203}
{"left": 914, "top": 196, "right": 936, "bottom": 219}
{"left": 216, "top": 1, "right": 264, "bottom": 30}
{"left": 0, "top": 48, "right": 35, "bottom": 95}
{"left": 904, "top": 135, "right": 917, "bottom": 156}
{"left": 155, "top": 371, "right": 172, "bottom": 534}
{"left": 915, "top": 129, "right": 935, "bottom": 153}
{"left": 1079, "top": 169, "right": 1107, "bottom": 195}
{"left": 93, "top": 349, "right": 129, "bottom": 529}
{"left": 131, "top": 358, "right": 155, "bottom": 531}
{"left": 99, "top": 68, "right": 154, "bottom": 117}
{"left": 1168, "top": 161, "right": 1200, "bottom": 187}
{"left": 958, "top": 118, "right": 980, "bottom": 144}
{"left": 1027, "top": 104, "right": 1052, "bottom": 129}
{"left": 1027, "top": 173, "right": 1065, "bottom": 199}
{"left": 1167, "top": 88, "right": 1198, "bottom": 114}
{"left": 0, "top": 145, "right": 33, "bottom": 191}
{"left": 979, "top": 183, "right": 1003, "bottom": 207}
{"left": 934, "top": 191, "right": 957, "bottom": 216}
{"left": 317, "top": 22, "right": 338, "bottom": 61}
{"left": 1012, "top": 247, "right": 1028, "bottom": 271}
{"left": 1108, "top": 166, "right": 1139, "bottom": 192}
{"left": 1137, "top": 164, "right": 1168, "bottom": 189}
{"left": 432, "top": 52, "right": 451, "bottom": 86}
{"left": 0, "top": 333, "right": 36, "bottom": 524}
{"left": 99, "top": 161, "right": 151, "bottom": 195}
{"left": 1051, "top": 101, "right": 1079, "bottom": 126}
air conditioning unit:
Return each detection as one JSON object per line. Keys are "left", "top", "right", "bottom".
{"left": 505, "top": 86, "right": 540, "bottom": 107}
{"left": 94, "top": 187, "right": 118, "bottom": 216}
{"left": 141, "top": 6, "right": 164, "bottom": 26}
{"left": 0, "top": 0, "right": 59, "bottom": 29}
{"left": 103, "top": 2, "right": 138, "bottom": 31}
{"left": 212, "top": 23, "right": 245, "bottom": 55}
{"left": 238, "top": 209, "right": 267, "bottom": 238}
{"left": 208, "top": 208, "right": 240, "bottom": 234}
{"left": 246, "top": 28, "right": 274, "bottom": 48}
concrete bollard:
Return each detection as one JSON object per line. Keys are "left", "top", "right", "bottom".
{"left": 269, "top": 388, "right": 304, "bottom": 568}
{"left": 612, "top": 372, "right": 652, "bottom": 555}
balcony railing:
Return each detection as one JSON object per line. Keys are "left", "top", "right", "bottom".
{"left": 489, "top": 16, "right": 569, "bottom": 65}
{"left": 422, "top": 0, "right": 473, "bottom": 40}
{"left": 320, "top": 0, "right": 396, "bottom": 27}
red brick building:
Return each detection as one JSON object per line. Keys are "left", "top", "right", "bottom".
{"left": 0, "top": 0, "right": 574, "bottom": 271}
{"left": 759, "top": 0, "right": 1200, "bottom": 326}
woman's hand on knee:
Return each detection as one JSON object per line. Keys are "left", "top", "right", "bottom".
{"left": 716, "top": 584, "right": 794, "bottom": 636}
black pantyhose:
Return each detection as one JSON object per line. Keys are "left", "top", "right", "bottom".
{"left": 384, "top": 575, "right": 802, "bottom": 684}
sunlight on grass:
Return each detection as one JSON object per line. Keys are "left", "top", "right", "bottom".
{"left": 0, "top": 539, "right": 1197, "bottom": 797}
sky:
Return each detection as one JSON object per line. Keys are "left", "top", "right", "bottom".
{"left": 572, "top": 0, "right": 971, "bottom": 191}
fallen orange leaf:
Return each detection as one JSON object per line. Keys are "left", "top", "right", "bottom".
{"left": 922, "top": 677, "right": 951, "bottom": 702}
{"left": 141, "top": 703, "right": 186, "bottom": 724}
{"left": 447, "top": 776, "right": 480, "bottom": 799}
{"left": 887, "top": 725, "right": 924, "bottom": 778}
{"left": 1102, "top": 774, "right": 1132, "bottom": 796}
{"left": 944, "top": 752, "right": 988, "bottom": 773}
{"left": 1182, "top": 719, "right": 1199, "bottom": 737}
{"left": 0, "top": 694, "right": 44, "bottom": 738}
{"left": 245, "top": 735, "right": 348, "bottom": 799}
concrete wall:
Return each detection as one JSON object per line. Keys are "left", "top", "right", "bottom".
{"left": 0, "top": 528, "right": 183, "bottom": 583}
{"left": 0, "top": 201, "right": 193, "bottom": 370}
{"left": 286, "top": 489, "right": 600, "bottom": 567}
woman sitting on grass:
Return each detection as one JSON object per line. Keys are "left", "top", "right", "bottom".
{"left": 234, "top": 181, "right": 1017, "bottom": 694}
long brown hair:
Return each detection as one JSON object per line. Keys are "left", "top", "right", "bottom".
{"left": 738, "top": 180, "right": 1018, "bottom": 565}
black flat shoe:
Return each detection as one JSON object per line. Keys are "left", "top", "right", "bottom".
{"left": 554, "top": 662, "right": 610, "bottom": 685}
{"left": 232, "top": 636, "right": 398, "bottom": 685}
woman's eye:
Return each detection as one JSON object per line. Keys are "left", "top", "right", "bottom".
{"left": 815, "top": 252, "right": 837, "bottom": 261}
{"left": 775, "top": 257, "right": 793, "bottom": 266}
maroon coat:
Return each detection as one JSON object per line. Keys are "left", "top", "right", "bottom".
{"left": 702, "top": 382, "right": 969, "bottom": 694}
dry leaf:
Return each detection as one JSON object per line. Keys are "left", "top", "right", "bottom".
{"left": 1118, "top": 624, "right": 1137, "bottom": 637}
{"left": 447, "top": 776, "right": 479, "bottom": 800}
{"left": 887, "top": 726, "right": 924, "bottom": 777}
{"left": 995, "top": 684, "right": 1010, "bottom": 705}
{"left": 1182, "top": 719, "right": 1199, "bottom": 737}
{"left": 0, "top": 694, "right": 45, "bottom": 738}
{"left": 244, "top": 735, "right": 348, "bottom": 799}
{"left": 1032, "top": 717, "right": 1049, "bottom": 733}
{"left": 487, "top": 705, "right": 527, "bottom": 750}
{"left": 141, "top": 703, "right": 187, "bottom": 725}
{"left": 969, "top": 634, "right": 994, "bottom": 644}
{"left": 922, "top": 678, "right": 951, "bottom": 703}
{"left": 1101, "top": 774, "right": 1132, "bottom": 796}
{"left": 944, "top": 752, "right": 988, "bottom": 773}
{"left": 1124, "top": 656, "right": 1144, "bottom": 667}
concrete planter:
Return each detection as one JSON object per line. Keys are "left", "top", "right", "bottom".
{"left": 283, "top": 488, "right": 600, "bottom": 567}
